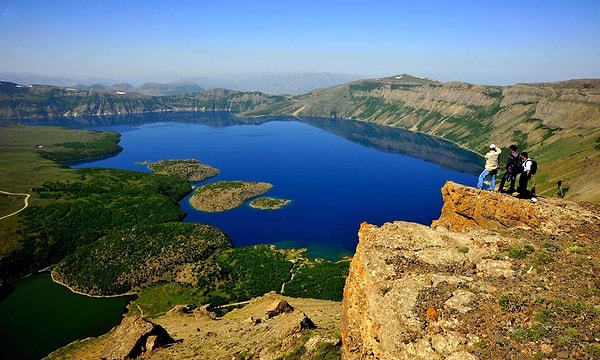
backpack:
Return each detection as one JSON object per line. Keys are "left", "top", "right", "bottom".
{"left": 528, "top": 159, "right": 538, "bottom": 175}
{"left": 508, "top": 153, "right": 522, "bottom": 172}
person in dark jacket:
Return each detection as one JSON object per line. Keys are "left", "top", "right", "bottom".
{"left": 498, "top": 144, "right": 521, "bottom": 194}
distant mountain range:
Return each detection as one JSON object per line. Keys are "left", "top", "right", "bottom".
{"left": 79, "top": 81, "right": 205, "bottom": 96}
{"left": 180, "top": 73, "right": 363, "bottom": 95}
{"left": 0, "top": 72, "right": 362, "bottom": 96}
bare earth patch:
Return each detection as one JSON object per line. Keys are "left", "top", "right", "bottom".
{"left": 45, "top": 293, "right": 342, "bottom": 360}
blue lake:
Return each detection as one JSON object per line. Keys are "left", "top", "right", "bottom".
{"left": 0, "top": 112, "right": 482, "bottom": 359}
{"left": 71, "top": 114, "right": 481, "bottom": 258}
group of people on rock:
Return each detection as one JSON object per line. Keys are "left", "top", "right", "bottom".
{"left": 476, "top": 143, "right": 535, "bottom": 198}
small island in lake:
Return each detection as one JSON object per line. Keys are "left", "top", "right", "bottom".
{"left": 148, "top": 159, "right": 219, "bottom": 182}
{"left": 249, "top": 197, "right": 291, "bottom": 210}
{"left": 190, "top": 180, "right": 273, "bottom": 212}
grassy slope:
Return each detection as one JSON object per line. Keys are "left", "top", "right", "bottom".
{"left": 0, "top": 127, "right": 107, "bottom": 256}
{"left": 0, "top": 126, "right": 191, "bottom": 284}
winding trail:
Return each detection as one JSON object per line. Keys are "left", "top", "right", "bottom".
{"left": 0, "top": 190, "right": 30, "bottom": 220}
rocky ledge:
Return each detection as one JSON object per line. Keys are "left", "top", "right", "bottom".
{"left": 341, "top": 181, "right": 600, "bottom": 359}
{"left": 46, "top": 293, "right": 341, "bottom": 360}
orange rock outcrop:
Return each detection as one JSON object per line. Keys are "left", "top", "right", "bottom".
{"left": 341, "top": 181, "right": 600, "bottom": 359}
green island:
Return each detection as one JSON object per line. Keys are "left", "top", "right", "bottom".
{"left": 148, "top": 158, "right": 219, "bottom": 182}
{"left": 0, "top": 125, "right": 348, "bottom": 312}
{"left": 189, "top": 180, "right": 273, "bottom": 212}
{"left": 249, "top": 196, "right": 292, "bottom": 210}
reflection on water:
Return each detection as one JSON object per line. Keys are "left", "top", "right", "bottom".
{"left": 26, "top": 111, "right": 483, "bottom": 174}
{"left": 299, "top": 117, "right": 483, "bottom": 175}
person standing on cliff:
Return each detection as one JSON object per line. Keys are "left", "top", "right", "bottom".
{"left": 477, "top": 144, "right": 502, "bottom": 191}
{"left": 518, "top": 151, "right": 533, "bottom": 197}
{"left": 498, "top": 144, "right": 521, "bottom": 194}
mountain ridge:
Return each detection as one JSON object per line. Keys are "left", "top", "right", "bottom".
{"left": 71, "top": 81, "right": 205, "bottom": 96}
{"left": 0, "top": 71, "right": 362, "bottom": 95}
{"left": 252, "top": 75, "right": 600, "bottom": 203}
{"left": 1, "top": 74, "right": 598, "bottom": 203}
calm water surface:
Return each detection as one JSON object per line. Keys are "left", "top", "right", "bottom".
{"left": 71, "top": 115, "right": 480, "bottom": 258}
{"left": 0, "top": 113, "right": 481, "bottom": 359}
{"left": 0, "top": 273, "right": 128, "bottom": 360}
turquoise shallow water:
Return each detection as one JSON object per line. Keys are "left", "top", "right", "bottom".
{"left": 1, "top": 113, "right": 481, "bottom": 358}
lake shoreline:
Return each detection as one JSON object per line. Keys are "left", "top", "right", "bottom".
{"left": 50, "top": 271, "right": 136, "bottom": 299}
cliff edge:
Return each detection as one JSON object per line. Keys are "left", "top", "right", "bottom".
{"left": 342, "top": 181, "right": 600, "bottom": 359}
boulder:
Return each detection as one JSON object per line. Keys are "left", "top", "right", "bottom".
{"left": 101, "top": 315, "right": 175, "bottom": 359}
{"left": 265, "top": 299, "right": 294, "bottom": 319}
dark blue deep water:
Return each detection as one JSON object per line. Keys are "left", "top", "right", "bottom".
{"left": 1, "top": 112, "right": 482, "bottom": 359}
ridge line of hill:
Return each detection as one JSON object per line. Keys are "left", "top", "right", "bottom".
{"left": 1, "top": 74, "right": 599, "bottom": 203}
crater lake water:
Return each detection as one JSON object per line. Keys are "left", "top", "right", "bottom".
{"left": 68, "top": 113, "right": 482, "bottom": 259}
{"left": 0, "top": 112, "right": 482, "bottom": 359}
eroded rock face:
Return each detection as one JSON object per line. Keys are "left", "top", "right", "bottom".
{"left": 433, "top": 181, "right": 599, "bottom": 235}
{"left": 341, "top": 220, "right": 485, "bottom": 359}
{"left": 341, "top": 181, "right": 600, "bottom": 359}
{"left": 433, "top": 181, "right": 540, "bottom": 231}
{"left": 101, "top": 315, "right": 175, "bottom": 360}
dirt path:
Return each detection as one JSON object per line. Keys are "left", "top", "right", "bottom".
{"left": 0, "top": 190, "right": 30, "bottom": 220}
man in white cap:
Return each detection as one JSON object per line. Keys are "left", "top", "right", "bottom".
{"left": 477, "top": 144, "right": 502, "bottom": 191}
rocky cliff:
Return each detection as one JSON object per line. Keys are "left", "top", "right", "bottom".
{"left": 341, "top": 181, "right": 600, "bottom": 359}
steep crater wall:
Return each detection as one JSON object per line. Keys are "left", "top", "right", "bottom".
{"left": 341, "top": 181, "right": 600, "bottom": 359}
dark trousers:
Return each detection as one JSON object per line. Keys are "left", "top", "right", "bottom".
{"left": 518, "top": 173, "right": 530, "bottom": 197}
{"left": 498, "top": 171, "right": 518, "bottom": 193}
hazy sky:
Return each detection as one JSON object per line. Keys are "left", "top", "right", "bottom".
{"left": 1, "top": 0, "right": 599, "bottom": 85}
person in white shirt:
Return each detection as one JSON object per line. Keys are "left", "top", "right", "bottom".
{"left": 518, "top": 151, "right": 533, "bottom": 197}
{"left": 477, "top": 144, "right": 502, "bottom": 191}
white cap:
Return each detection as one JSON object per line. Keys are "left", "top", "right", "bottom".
{"left": 490, "top": 144, "right": 496, "bottom": 149}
